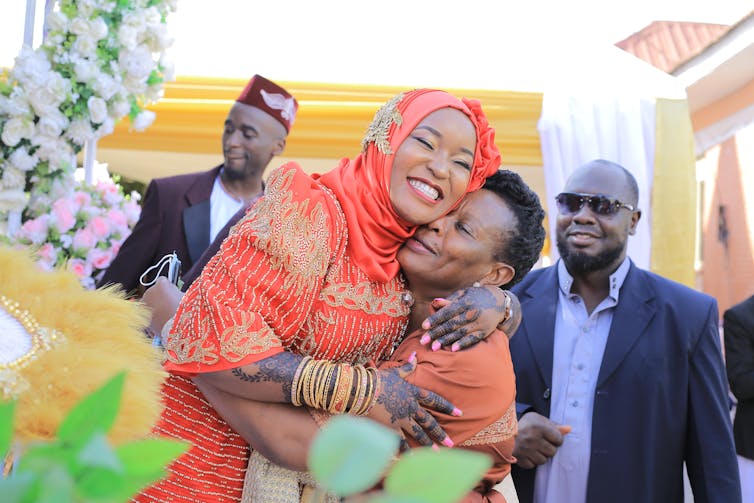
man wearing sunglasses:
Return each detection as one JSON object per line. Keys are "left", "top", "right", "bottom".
{"left": 508, "top": 159, "right": 740, "bottom": 503}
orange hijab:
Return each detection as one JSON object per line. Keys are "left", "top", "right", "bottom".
{"left": 314, "top": 89, "right": 501, "bottom": 283}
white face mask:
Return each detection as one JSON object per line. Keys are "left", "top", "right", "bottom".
{"left": 139, "top": 252, "right": 182, "bottom": 287}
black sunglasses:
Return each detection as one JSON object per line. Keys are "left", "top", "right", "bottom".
{"left": 555, "top": 192, "right": 636, "bottom": 216}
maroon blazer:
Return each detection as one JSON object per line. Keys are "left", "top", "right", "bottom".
{"left": 97, "top": 166, "right": 222, "bottom": 295}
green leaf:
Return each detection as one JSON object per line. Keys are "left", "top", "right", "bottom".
{"left": 0, "top": 400, "right": 16, "bottom": 459}
{"left": 35, "top": 465, "right": 75, "bottom": 503}
{"left": 308, "top": 415, "right": 399, "bottom": 497}
{"left": 0, "top": 472, "right": 36, "bottom": 503}
{"left": 77, "top": 466, "right": 126, "bottom": 500}
{"left": 57, "top": 371, "right": 126, "bottom": 447}
{"left": 78, "top": 432, "right": 122, "bottom": 472}
{"left": 383, "top": 448, "right": 492, "bottom": 503}
{"left": 117, "top": 438, "right": 189, "bottom": 478}
{"left": 15, "top": 442, "right": 71, "bottom": 475}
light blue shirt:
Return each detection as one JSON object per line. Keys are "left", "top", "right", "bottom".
{"left": 533, "top": 258, "right": 630, "bottom": 503}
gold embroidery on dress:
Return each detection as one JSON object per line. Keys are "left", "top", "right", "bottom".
{"left": 461, "top": 401, "right": 518, "bottom": 447}
{"left": 246, "top": 168, "right": 332, "bottom": 283}
{"left": 361, "top": 92, "right": 404, "bottom": 155}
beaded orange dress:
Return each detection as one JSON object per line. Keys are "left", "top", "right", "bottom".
{"left": 133, "top": 89, "right": 501, "bottom": 502}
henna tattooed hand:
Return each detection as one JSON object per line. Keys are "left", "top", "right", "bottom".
{"left": 367, "top": 355, "right": 460, "bottom": 447}
{"left": 420, "top": 286, "right": 521, "bottom": 351}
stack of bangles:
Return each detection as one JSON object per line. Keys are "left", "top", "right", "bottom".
{"left": 290, "top": 357, "right": 381, "bottom": 415}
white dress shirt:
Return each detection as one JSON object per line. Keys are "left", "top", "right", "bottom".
{"left": 209, "top": 175, "right": 244, "bottom": 243}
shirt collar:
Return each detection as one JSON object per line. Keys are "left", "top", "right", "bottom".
{"left": 557, "top": 257, "right": 631, "bottom": 302}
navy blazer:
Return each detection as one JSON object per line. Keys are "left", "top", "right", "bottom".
{"left": 509, "top": 262, "right": 740, "bottom": 503}
{"left": 723, "top": 294, "right": 754, "bottom": 460}
{"left": 98, "top": 166, "right": 221, "bottom": 294}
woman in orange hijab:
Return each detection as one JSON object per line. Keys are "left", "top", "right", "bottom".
{"left": 135, "top": 89, "right": 503, "bottom": 502}
{"left": 202, "top": 169, "right": 546, "bottom": 502}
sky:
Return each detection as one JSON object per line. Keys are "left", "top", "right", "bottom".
{"left": 2, "top": 0, "right": 753, "bottom": 91}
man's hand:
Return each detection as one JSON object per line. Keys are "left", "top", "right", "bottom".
{"left": 141, "top": 276, "right": 185, "bottom": 336}
{"left": 513, "top": 412, "right": 571, "bottom": 469}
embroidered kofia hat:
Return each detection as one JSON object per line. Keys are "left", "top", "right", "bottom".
{"left": 236, "top": 74, "right": 298, "bottom": 132}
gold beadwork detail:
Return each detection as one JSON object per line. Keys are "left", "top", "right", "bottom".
{"left": 361, "top": 92, "right": 404, "bottom": 155}
{"left": 0, "top": 295, "right": 65, "bottom": 399}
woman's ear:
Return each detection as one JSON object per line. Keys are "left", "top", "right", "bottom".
{"left": 480, "top": 262, "right": 515, "bottom": 288}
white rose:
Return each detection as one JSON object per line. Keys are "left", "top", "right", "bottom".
{"left": 0, "top": 89, "right": 32, "bottom": 116}
{"left": 159, "top": 56, "right": 175, "bottom": 82}
{"left": 132, "top": 110, "right": 156, "bottom": 132}
{"left": 77, "top": 0, "right": 96, "bottom": 17}
{"left": 46, "top": 11, "right": 68, "bottom": 32}
{"left": 70, "top": 18, "right": 90, "bottom": 36}
{"left": 147, "top": 25, "right": 174, "bottom": 53}
{"left": 0, "top": 166, "right": 26, "bottom": 192}
{"left": 1, "top": 117, "right": 34, "bottom": 146}
{"left": 13, "top": 46, "right": 51, "bottom": 84}
{"left": 90, "top": 17, "right": 109, "bottom": 40}
{"left": 74, "top": 35, "right": 98, "bottom": 58}
{"left": 9, "top": 147, "right": 39, "bottom": 172}
{"left": 37, "top": 114, "right": 68, "bottom": 138}
{"left": 74, "top": 59, "right": 98, "bottom": 82}
{"left": 120, "top": 46, "right": 153, "bottom": 80}
{"left": 65, "top": 119, "right": 93, "bottom": 146}
{"left": 109, "top": 98, "right": 131, "bottom": 118}
{"left": 0, "top": 189, "right": 28, "bottom": 212}
{"left": 95, "top": 117, "right": 115, "bottom": 138}
{"left": 93, "top": 74, "right": 120, "bottom": 101}
{"left": 117, "top": 25, "right": 138, "bottom": 51}
{"left": 87, "top": 96, "right": 108, "bottom": 124}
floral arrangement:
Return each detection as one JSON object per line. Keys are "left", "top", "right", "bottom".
{"left": 10, "top": 174, "right": 141, "bottom": 289}
{"left": 0, "top": 0, "right": 176, "bottom": 230}
{"left": 0, "top": 0, "right": 177, "bottom": 286}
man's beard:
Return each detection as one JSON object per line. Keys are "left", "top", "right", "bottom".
{"left": 557, "top": 238, "right": 624, "bottom": 275}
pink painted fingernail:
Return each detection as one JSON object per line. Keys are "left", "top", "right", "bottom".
{"left": 420, "top": 334, "right": 431, "bottom": 345}
{"left": 433, "top": 298, "right": 446, "bottom": 303}
{"left": 442, "top": 437, "right": 454, "bottom": 448}
{"left": 431, "top": 341, "right": 441, "bottom": 352}
{"left": 452, "top": 407, "right": 463, "bottom": 417}
{"left": 451, "top": 343, "right": 460, "bottom": 352}
{"left": 422, "top": 320, "right": 431, "bottom": 330}
{"left": 432, "top": 444, "right": 440, "bottom": 451}
{"left": 408, "top": 351, "right": 417, "bottom": 364}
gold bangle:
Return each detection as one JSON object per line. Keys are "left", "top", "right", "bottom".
{"left": 329, "top": 364, "right": 353, "bottom": 414}
{"left": 291, "top": 356, "right": 312, "bottom": 406}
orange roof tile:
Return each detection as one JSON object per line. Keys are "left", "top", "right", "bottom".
{"left": 616, "top": 21, "right": 731, "bottom": 73}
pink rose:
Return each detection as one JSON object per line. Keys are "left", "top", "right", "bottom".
{"left": 37, "top": 242, "right": 59, "bottom": 263}
{"left": 72, "top": 227, "right": 97, "bottom": 252}
{"left": 67, "top": 258, "right": 92, "bottom": 279}
{"left": 19, "top": 215, "right": 50, "bottom": 244}
{"left": 72, "top": 190, "right": 92, "bottom": 211}
{"left": 123, "top": 200, "right": 141, "bottom": 225}
{"left": 86, "top": 215, "right": 111, "bottom": 239}
{"left": 106, "top": 208, "right": 128, "bottom": 231}
{"left": 88, "top": 247, "right": 114, "bottom": 270}
{"left": 51, "top": 198, "right": 77, "bottom": 234}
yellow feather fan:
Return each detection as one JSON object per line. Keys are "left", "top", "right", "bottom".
{"left": 0, "top": 246, "right": 166, "bottom": 444}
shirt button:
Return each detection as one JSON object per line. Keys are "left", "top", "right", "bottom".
{"left": 577, "top": 363, "right": 585, "bottom": 370}
{"left": 571, "top": 401, "right": 579, "bottom": 407}
{"left": 543, "top": 388, "right": 551, "bottom": 400}
{"left": 582, "top": 326, "right": 589, "bottom": 333}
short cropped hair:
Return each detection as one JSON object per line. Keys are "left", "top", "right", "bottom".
{"left": 483, "top": 170, "right": 546, "bottom": 288}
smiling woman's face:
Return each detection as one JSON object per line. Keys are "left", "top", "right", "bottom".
{"left": 397, "top": 188, "right": 515, "bottom": 297}
{"left": 388, "top": 107, "right": 476, "bottom": 226}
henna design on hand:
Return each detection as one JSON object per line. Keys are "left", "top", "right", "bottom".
{"left": 230, "top": 352, "right": 302, "bottom": 402}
